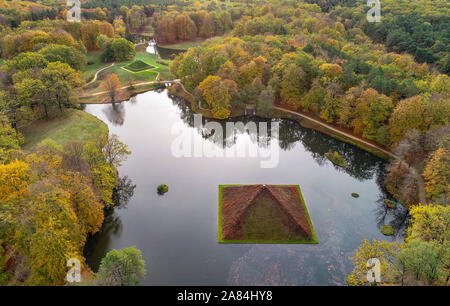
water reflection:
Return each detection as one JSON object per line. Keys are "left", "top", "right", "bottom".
{"left": 83, "top": 176, "right": 136, "bottom": 270}
{"left": 102, "top": 103, "right": 126, "bottom": 126}
{"left": 374, "top": 197, "right": 410, "bottom": 240}
{"left": 83, "top": 209, "right": 123, "bottom": 271}
{"left": 112, "top": 176, "right": 137, "bottom": 209}
{"left": 169, "top": 94, "right": 384, "bottom": 182}
{"left": 84, "top": 91, "right": 409, "bottom": 285}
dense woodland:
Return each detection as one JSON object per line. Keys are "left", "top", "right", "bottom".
{"left": 0, "top": 0, "right": 141, "bottom": 285}
{"left": 0, "top": 0, "right": 448, "bottom": 286}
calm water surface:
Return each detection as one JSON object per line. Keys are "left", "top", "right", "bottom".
{"left": 83, "top": 90, "right": 407, "bottom": 285}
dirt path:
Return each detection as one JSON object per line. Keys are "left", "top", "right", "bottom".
{"left": 85, "top": 63, "right": 115, "bottom": 87}
{"left": 274, "top": 106, "right": 396, "bottom": 158}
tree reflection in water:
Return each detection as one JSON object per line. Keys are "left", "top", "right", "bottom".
{"left": 170, "top": 94, "right": 384, "bottom": 182}
{"left": 374, "top": 197, "right": 410, "bottom": 240}
{"left": 102, "top": 102, "right": 126, "bottom": 126}
{"left": 169, "top": 95, "right": 410, "bottom": 233}
{"left": 112, "top": 176, "right": 137, "bottom": 209}
{"left": 83, "top": 176, "right": 136, "bottom": 271}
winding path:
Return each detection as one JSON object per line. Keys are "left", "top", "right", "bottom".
{"left": 84, "top": 63, "right": 115, "bottom": 87}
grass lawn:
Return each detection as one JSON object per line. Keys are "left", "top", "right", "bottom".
{"left": 218, "top": 185, "right": 318, "bottom": 244}
{"left": 82, "top": 52, "right": 111, "bottom": 82}
{"left": 82, "top": 52, "right": 172, "bottom": 96}
{"left": 21, "top": 109, "right": 108, "bottom": 149}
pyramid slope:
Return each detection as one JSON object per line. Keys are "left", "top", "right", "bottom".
{"left": 218, "top": 184, "right": 318, "bottom": 243}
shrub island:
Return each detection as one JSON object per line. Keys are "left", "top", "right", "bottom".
{"left": 325, "top": 151, "right": 347, "bottom": 167}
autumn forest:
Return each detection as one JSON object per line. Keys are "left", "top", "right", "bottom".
{"left": 0, "top": 0, "right": 448, "bottom": 287}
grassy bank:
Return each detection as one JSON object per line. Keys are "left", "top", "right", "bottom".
{"left": 271, "top": 108, "right": 394, "bottom": 161}
{"left": 20, "top": 109, "right": 108, "bottom": 149}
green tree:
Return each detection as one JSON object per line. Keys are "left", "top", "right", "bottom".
{"left": 102, "top": 134, "right": 131, "bottom": 167}
{"left": 96, "top": 247, "right": 146, "bottom": 286}
{"left": 38, "top": 44, "right": 86, "bottom": 70}
{"left": 108, "top": 38, "right": 136, "bottom": 62}
{"left": 398, "top": 240, "right": 447, "bottom": 285}
{"left": 257, "top": 86, "right": 274, "bottom": 114}
{"left": 352, "top": 89, "right": 393, "bottom": 142}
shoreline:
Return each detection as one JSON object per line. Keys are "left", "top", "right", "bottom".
{"left": 80, "top": 82, "right": 395, "bottom": 161}
{"left": 167, "top": 83, "right": 396, "bottom": 162}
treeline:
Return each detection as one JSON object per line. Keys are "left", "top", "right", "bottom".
{"left": 154, "top": 10, "right": 232, "bottom": 43}
{"left": 0, "top": 0, "right": 141, "bottom": 286}
{"left": 330, "top": 0, "right": 450, "bottom": 73}
{"left": 0, "top": 133, "right": 130, "bottom": 285}
{"left": 170, "top": 9, "right": 449, "bottom": 145}
{"left": 0, "top": 0, "right": 60, "bottom": 28}
{"left": 81, "top": 4, "right": 155, "bottom": 33}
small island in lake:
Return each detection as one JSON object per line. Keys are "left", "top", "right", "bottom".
{"left": 325, "top": 151, "right": 347, "bottom": 167}
{"left": 157, "top": 184, "right": 169, "bottom": 195}
{"left": 218, "top": 184, "right": 317, "bottom": 244}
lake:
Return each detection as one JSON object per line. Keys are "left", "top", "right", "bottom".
{"left": 83, "top": 90, "right": 407, "bottom": 285}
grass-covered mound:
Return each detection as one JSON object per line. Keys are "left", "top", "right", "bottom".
{"left": 20, "top": 109, "right": 108, "bottom": 149}
{"left": 218, "top": 184, "right": 318, "bottom": 244}
{"left": 325, "top": 151, "right": 347, "bottom": 167}
{"left": 124, "top": 59, "right": 155, "bottom": 72}
{"left": 157, "top": 184, "right": 168, "bottom": 195}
